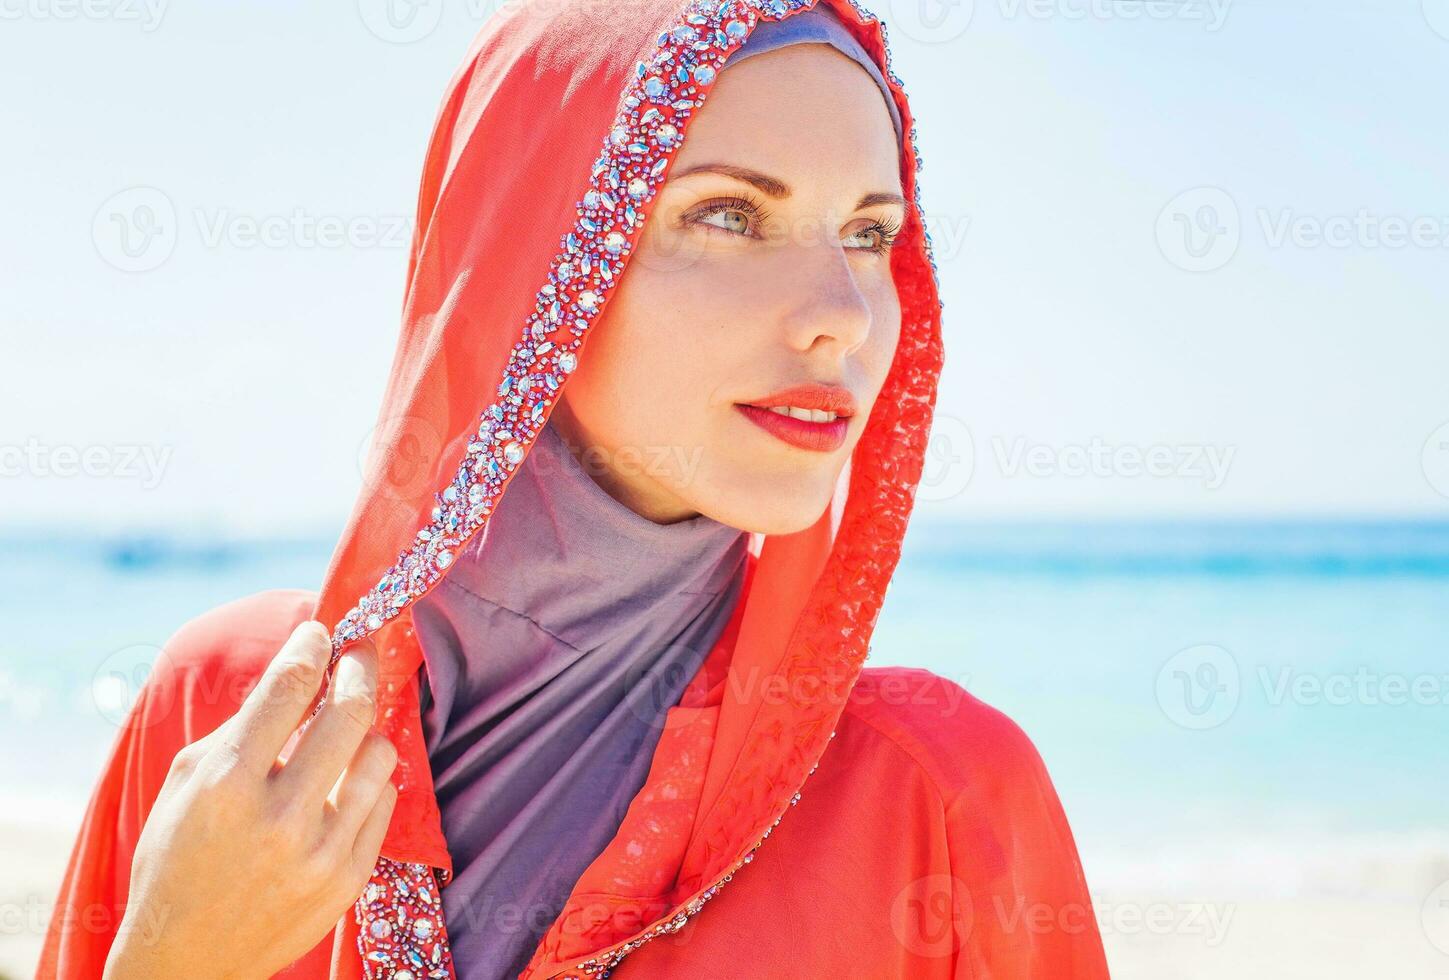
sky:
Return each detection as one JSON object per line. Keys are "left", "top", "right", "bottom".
{"left": 2, "top": 0, "right": 1447, "bottom": 536}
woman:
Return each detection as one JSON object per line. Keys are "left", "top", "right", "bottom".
{"left": 38, "top": 0, "right": 1109, "bottom": 976}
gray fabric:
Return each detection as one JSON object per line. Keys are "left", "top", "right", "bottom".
{"left": 412, "top": 419, "right": 749, "bottom": 980}
{"left": 721, "top": 3, "right": 904, "bottom": 145}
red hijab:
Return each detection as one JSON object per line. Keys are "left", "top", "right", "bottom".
{"left": 313, "top": 0, "right": 945, "bottom": 973}
{"left": 311, "top": 0, "right": 948, "bottom": 973}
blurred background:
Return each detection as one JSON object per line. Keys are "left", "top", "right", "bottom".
{"left": 3, "top": 0, "right": 1448, "bottom": 977}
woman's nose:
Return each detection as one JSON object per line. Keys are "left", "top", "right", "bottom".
{"left": 776, "top": 236, "right": 874, "bottom": 357}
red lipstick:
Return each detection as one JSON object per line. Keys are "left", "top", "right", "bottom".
{"left": 735, "top": 383, "right": 858, "bottom": 453}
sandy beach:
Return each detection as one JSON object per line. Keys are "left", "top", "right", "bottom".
{"left": 1095, "top": 892, "right": 1449, "bottom": 979}
{"left": 1, "top": 815, "right": 78, "bottom": 980}
{"left": 6, "top": 812, "right": 1448, "bottom": 979}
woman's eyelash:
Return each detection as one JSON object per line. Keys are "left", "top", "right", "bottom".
{"left": 690, "top": 193, "right": 773, "bottom": 237}
{"left": 862, "top": 214, "right": 904, "bottom": 253}
{"left": 688, "top": 194, "right": 904, "bottom": 254}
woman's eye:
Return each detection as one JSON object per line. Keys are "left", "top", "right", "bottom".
{"left": 688, "top": 194, "right": 769, "bottom": 240}
{"left": 846, "top": 218, "right": 903, "bottom": 255}
{"left": 844, "top": 220, "right": 901, "bottom": 253}
{"left": 688, "top": 199, "right": 900, "bottom": 253}
{"left": 698, "top": 208, "right": 751, "bottom": 236}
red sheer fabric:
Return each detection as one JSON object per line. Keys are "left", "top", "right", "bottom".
{"left": 36, "top": 0, "right": 1110, "bottom": 976}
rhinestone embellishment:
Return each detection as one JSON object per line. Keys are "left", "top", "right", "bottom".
{"left": 567, "top": 736, "right": 835, "bottom": 978}
{"left": 355, "top": 860, "right": 452, "bottom": 980}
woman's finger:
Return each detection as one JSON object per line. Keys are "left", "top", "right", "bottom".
{"left": 349, "top": 780, "right": 399, "bottom": 884}
{"left": 224, "top": 621, "right": 334, "bottom": 774}
{"left": 274, "top": 640, "right": 379, "bottom": 804}
{"left": 325, "top": 728, "right": 398, "bottom": 845}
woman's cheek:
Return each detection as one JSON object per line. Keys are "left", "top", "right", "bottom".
{"left": 865, "top": 281, "right": 903, "bottom": 382}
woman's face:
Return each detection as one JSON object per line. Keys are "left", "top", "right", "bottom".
{"left": 551, "top": 42, "right": 905, "bottom": 534}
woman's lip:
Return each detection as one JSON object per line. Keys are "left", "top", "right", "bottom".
{"left": 734, "top": 403, "right": 849, "bottom": 453}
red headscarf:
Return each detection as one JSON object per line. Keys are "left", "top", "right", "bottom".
{"left": 312, "top": 0, "right": 946, "bottom": 974}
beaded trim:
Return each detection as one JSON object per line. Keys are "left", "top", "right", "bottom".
{"left": 342, "top": 0, "right": 939, "bottom": 974}
{"left": 355, "top": 859, "right": 453, "bottom": 980}
{"left": 567, "top": 741, "right": 830, "bottom": 978}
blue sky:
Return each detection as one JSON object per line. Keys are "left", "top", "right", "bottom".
{"left": 3, "top": 0, "right": 1447, "bottom": 534}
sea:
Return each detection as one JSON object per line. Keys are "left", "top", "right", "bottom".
{"left": 2, "top": 518, "right": 1446, "bottom": 904}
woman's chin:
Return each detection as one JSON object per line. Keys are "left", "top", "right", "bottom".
{"left": 694, "top": 474, "right": 838, "bottom": 537}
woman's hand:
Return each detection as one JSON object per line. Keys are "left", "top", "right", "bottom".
{"left": 103, "top": 621, "right": 399, "bottom": 980}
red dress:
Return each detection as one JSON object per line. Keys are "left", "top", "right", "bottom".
{"left": 36, "top": 0, "right": 1111, "bottom": 975}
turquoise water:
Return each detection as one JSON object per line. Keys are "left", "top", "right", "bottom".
{"left": 889, "top": 520, "right": 1449, "bottom": 827}
{"left": 3, "top": 519, "right": 1445, "bottom": 894}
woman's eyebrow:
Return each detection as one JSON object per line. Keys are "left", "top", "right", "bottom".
{"left": 670, "top": 162, "right": 906, "bottom": 211}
